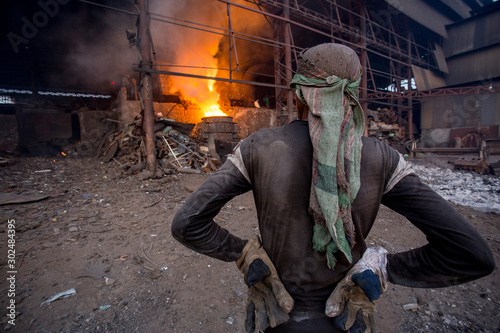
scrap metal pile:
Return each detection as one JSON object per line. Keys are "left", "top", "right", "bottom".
{"left": 367, "top": 108, "right": 406, "bottom": 148}
{"left": 96, "top": 118, "right": 219, "bottom": 176}
{"left": 453, "top": 157, "right": 491, "bottom": 174}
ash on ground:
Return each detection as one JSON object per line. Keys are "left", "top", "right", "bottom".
{"left": 409, "top": 158, "right": 500, "bottom": 214}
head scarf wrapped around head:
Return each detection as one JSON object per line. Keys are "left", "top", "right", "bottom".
{"left": 290, "top": 43, "right": 364, "bottom": 269}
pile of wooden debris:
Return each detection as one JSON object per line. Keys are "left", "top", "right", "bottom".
{"left": 97, "top": 118, "right": 219, "bottom": 177}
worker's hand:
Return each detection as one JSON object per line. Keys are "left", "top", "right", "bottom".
{"left": 326, "top": 247, "right": 388, "bottom": 332}
{"left": 236, "top": 235, "right": 294, "bottom": 332}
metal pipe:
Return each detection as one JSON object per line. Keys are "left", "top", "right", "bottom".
{"left": 412, "top": 148, "right": 480, "bottom": 154}
{"left": 227, "top": 4, "right": 232, "bottom": 81}
{"left": 152, "top": 63, "right": 275, "bottom": 79}
{"left": 149, "top": 14, "right": 280, "bottom": 49}
{"left": 133, "top": 67, "right": 289, "bottom": 89}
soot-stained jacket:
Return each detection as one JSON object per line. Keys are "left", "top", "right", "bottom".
{"left": 171, "top": 120, "right": 494, "bottom": 325}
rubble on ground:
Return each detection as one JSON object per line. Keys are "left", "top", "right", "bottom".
{"left": 96, "top": 118, "right": 219, "bottom": 177}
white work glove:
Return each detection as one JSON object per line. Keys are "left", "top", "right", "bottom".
{"left": 326, "top": 247, "right": 388, "bottom": 333}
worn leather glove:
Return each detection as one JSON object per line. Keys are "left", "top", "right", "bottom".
{"left": 326, "top": 247, "right": 388, "bottom": 333}
{"left": 235, "top": 235, "right": 294, "bottom": 332}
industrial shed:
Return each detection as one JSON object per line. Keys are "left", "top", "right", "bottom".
{"left": 0, "top": 0, "right": 499, "bottom": 156}
{"left": 419, "top": 2, "right": 500, "bottom": 148}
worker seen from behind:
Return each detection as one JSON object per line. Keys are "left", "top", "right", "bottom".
{"left": 171, "top": 43, "right": 495, "bottom": 332}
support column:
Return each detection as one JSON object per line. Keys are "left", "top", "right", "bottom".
{"left": 407, "top": 31, "right": 414, "bottom": 140}
{"left": 284, "top": 0, "right": 294, "bottom": 123}
{"left": 360, "top": 3, "right": 368, "bottom": 134}
{"left": 138, "top": 0, "right": 156, "bottom": 173}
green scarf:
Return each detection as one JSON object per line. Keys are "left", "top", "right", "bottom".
{"left": 291, "top": 72, "right": 364, "bottom": 269}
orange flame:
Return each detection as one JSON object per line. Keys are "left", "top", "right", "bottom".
{"left": 201, "top": 80, "right": 226, "bottom": 117}
{"left": 159, "top": 33, "right": 227, "bottom": 122}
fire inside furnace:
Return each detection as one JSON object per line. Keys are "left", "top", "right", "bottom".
{"left": 202, "top": 80, "right": 227, "bottom": 117}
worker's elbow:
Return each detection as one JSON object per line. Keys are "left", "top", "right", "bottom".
{"left": 171, "top": 210, "right": 187, "bottom": 243}
{"left": 478, "top": 248, "right": 496, "bottom": 276}
{"left": 465, "top": 245, "right": 496, "bottom": 279}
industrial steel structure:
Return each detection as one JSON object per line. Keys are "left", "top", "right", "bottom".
{"left": 143, "top": 0, "right": 498, "bottom": 141}
{"left": 2, "top": 0, "right": 498, "bottom": 146}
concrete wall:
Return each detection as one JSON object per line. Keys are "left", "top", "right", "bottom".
{"left": 232, "top": 107, "right": 276, "bottom": 139}
{"left": 0, "top": 114, "right": 18, "bottom": 152}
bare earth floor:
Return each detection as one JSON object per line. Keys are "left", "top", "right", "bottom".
{"left": 0, "top": 156, "right": 499, "bottom": 332}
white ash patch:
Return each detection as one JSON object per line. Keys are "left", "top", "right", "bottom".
{"left": 410, "top": 162, "right": 500, "bottom": 214}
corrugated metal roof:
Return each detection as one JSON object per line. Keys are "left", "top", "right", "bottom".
{"left": 384, "top": 0, "right": 452, "bottom": 37}
{"left": 445, "top": 45, "right": 500, "bottom": 86}
{"left": 412, "top": 65, "right": 447, "bottom": 90}
{"left": 444, "top": 7, "right": 500, "bottom": 58}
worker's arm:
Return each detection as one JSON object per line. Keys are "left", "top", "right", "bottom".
{"left": 381, "top": 173, "right": 495, "bottom": 288}
{"left": 171, "top": 159, "right": 252, "bottom": 261}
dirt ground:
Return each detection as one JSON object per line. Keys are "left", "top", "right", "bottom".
{"left": 0, "top": 155, "right": 499, "bottom": 333}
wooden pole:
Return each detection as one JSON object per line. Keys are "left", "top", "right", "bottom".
{"left": 138, "top": 0, "right": 156, "bottom": 173}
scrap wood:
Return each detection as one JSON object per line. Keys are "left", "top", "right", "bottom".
{"left": 110, "top": 221, "right": 139, "bottom": 230}
{"left": 143, "top": 197, "right": 163, "bottom": 208}
{"left": 19, "top": 246, "right": 34, "bottom": 267}
{"left": 140, "top": 243, "right": 158, "bottom": 267}
{"left": 79, "top": 226, "right": 114, "bottom": 233}
{"left": 98, "top": 118, "right": 220, "bottom": 174}
{"left": 113, "top": 158, "right": 124, "bottom": 167}
{"left": 101, "top": 140, "right": 119, "bottom": 162}
{"left": 95, "top": 130, "right": 116, "bottom": 158}
{"left": 169, "top": 136, "right": 205, "bottom": 160}
{"left": 162, "top": 136, "right": 182, "bottom": 168}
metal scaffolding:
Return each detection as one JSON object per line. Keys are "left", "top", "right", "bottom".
{"left": 246, "top": 0, "right": 443, "bottom": 135}
{"left": 144, "top": 0, "right": 450, "bottom": 137}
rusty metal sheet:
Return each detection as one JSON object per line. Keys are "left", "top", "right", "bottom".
{"left": 433, "top": 44, "right": 449, "bottom": 74}
{"left": 412, "top": 65, "right": 446, "bottom": 90}
{"left": 444, "top": 8, "right": 500, "bottom": 58}
{"left": 445, "top": 45, "right": 500, "bottom": 87}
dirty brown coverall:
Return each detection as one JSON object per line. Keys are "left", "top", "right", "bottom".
{"left": 171, "top": 120, "right": 495, "bottom": 332}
